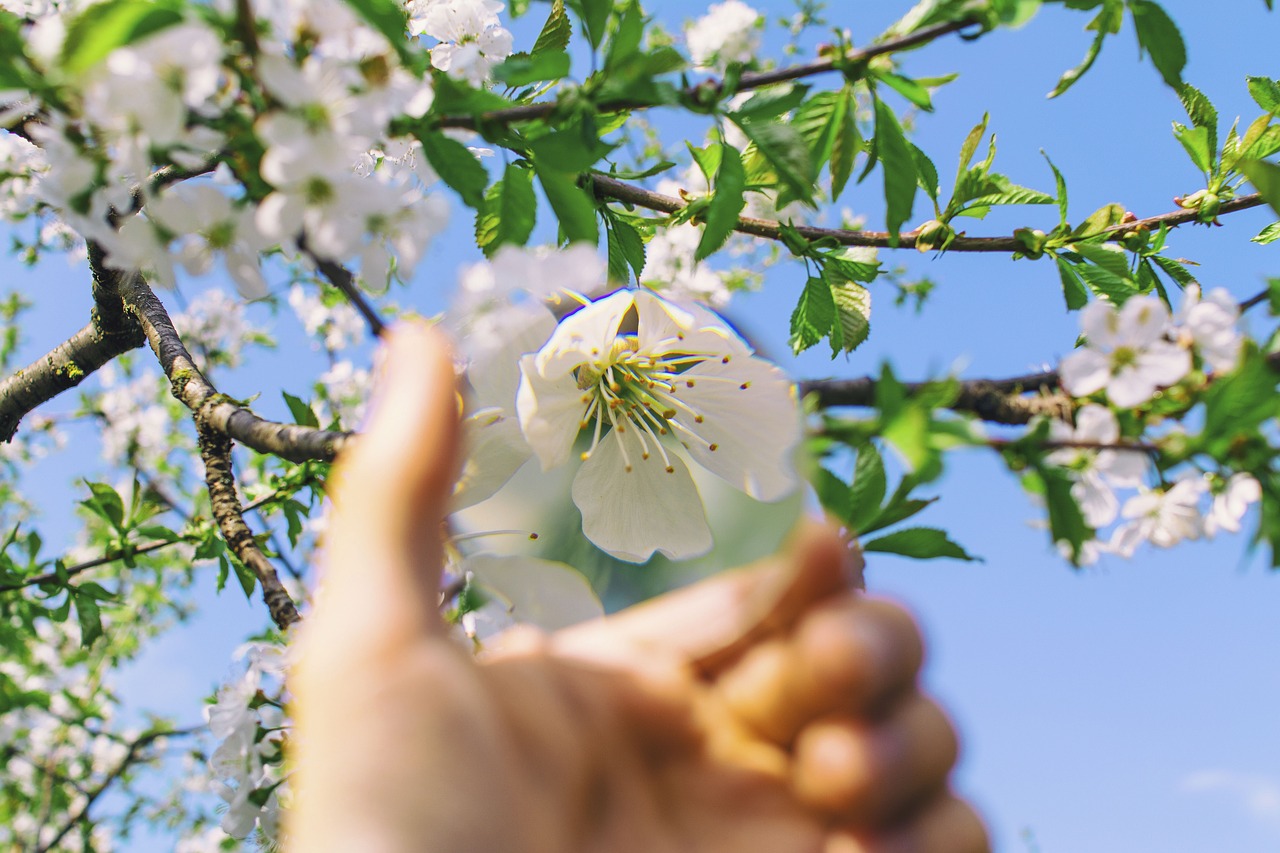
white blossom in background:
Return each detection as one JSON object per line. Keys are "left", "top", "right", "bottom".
{"left": 1109, "top": 474, "right": 1207, "bottom": 557}
{"left": 408, "top": 0, "right": 514, "bottom": 85}
{"left": 173, "top": 289, "right": 268, "bottom": 370}
{"left": 687, "top": 0, "right": 762, "bottom": 70}
{"left": 1060, "top": 295, "right": 1191, "bottom": 408}
{"left": 1175, "top": 284, "right": 1243, "bottom": 373}
{"left": 1205, "top": 473, "right": 1262, "bottom": 537}
{"left": 1047, "top": 405, "right": 1146, "bottom": 528}
{"left": 316, "top": 360, "right": 372, "bottom": 427}
{"left": 288, "top": 284, "right": 365, "bottom": 352}
{"left": 641, "top": 221, "right": 733, "bottom": 308}
{"left": 95, "top": 365, "right": 174, "bottom": 467}
{"left": 148, "top": 184, "right": 271, "bottom": 300}
{"left": 516, "top": 288, "right": 800, "bottom": 561}
{"left": 0, "top": 132, "right": 46, "bottom": 220}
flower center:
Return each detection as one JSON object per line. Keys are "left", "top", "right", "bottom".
{"left": 574, "top": 335, "right": 741, "bottom": 474}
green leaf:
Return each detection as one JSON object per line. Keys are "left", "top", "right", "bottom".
{"left": 1048, "top": 3, "right": 1118, "bottom": 98}
{"left": 216, "top": 552, "right": 230, "bottom": 593}
{"left": 813, "top": 467, "right": 852, "bottom": 521}
{"left": 1149, "top": 253, "right": 1197, "bottom": 288}
{"left": 731, "top": 117, "right": 816, "bottom": 208}
{"left": 1042, "top": 150, "right": 1069, "bottom": 226}
{"left": 735, "top": 84, "right": 810, "bottom": 121}
{"left": 863, "top": 527, "right": 978, "bottom": 561}
{"left": 790, "top": 91, "right": 843, "bottom": 169}
{"left": 848, "top": 443, "right": 887, "bottom": 533}
{"left": 824, "top": 247, "right": 882, "bottom": 283}
{"left": 492, "top": 51, "right": 571, "bottom": 86}
{"left": 829, "top": 88, "right": 861, "bottom": 200}
{"left": 494, "top": 163, "right": 537, "bottom": 251}
{"left": 874, "top": 70, "right": 934, "bottom": 111}
{"left": 61, "top": 0, "right": 184, "bottom": 75}
{"left": 74, "top": 594, "right": 103, "bottom": 647}
{"left": 282, "top": 392, "right": 319, "bottom": 428}
{"left": 565, "top": 0, "right": 610, "bottom": 49}
{"left": 1241, "top": 159, "right": 1280, "bottom": 218}
{"left": 873, "top": 98, "right": 918, "bottom": 245}
{"left": 910, "top": 143, "right": 940, "bottom": 202}
{"left": 83, "top": 482, "right": 126, "bottom": 531}
{"left": 829, "top": 278, "right": 871, "bottom": 356}
{"left": 536, "top": 165, "right": 599, "bottom": 244}
{"left": 229, "top": 555, "right": 256, "bottom": 600}
{"left": 789, "top": 276, "right": 835, "bottom": 354}
{"left": 1253, "top": 221, "right": 1280, "bottom": 245}
{"left": 1055, "top": 257, "right": 1090, "bottom": 310}
{"left": 1071, "top": 201, "right": 1126, "bottom": 238}
{"left": 605, "top": 212, "right": 646, "bottom": 281}
{"left": 1177, "top": 82, "right": 1218, "bottom": 159}
{"left": 956, "top": 115, "right": 988, "bottom": 183}
{"left": 532, "top": 0, "right": 571, "bottom": 55}
{"left": 1036, "top": 464, "right": 1091, "bottom": 564}
{"left": 604, "top": 0, "right": 643, "bottom": 70}
{"left": 1128, "top": 0, "right": 1185, "bottom": 89}
{"left": 1172, "top": 122, "right": 1212, "bottom": 174}
{"left": 420, "top": 132, "right": 488, "bottom": 209}
{"left": 1201, "top": 346, "right": 1278, "bottom": 457}
{"left": 696, "top": 143, "right": 746, "bottom": 261}
{"left": 1247, "top": 76, "right": 1280, "bottom": 113}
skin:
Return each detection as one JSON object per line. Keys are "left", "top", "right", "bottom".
{"left": 287, "top": 322, "right": 990, "bottom": 853}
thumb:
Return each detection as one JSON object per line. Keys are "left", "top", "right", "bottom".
{"left": 320, "top": 321, "right": 462, "bottom": 639}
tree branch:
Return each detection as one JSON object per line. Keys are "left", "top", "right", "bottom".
{"left": 115, "top": 274, "right": 353, "bottom": 462}
{"left": 592, "top": 174, "right": 1267, "bottom": 253}
{"left": 0, "top": 245, "right": 145, "bottom": 442}
{"left": 800, "top": 371, "right": 1069, "bottom": 425}
{"left": 198, "top": 424, "right": 301, "bottom": 630}
{"left": 34, "top": 726, "right": 198, "bottom": 853}
{"left": 436, "top": 18, "right": 982, "bottom": 131}
{"left": 301, "top": 238, "right": 387, "bottom": 338}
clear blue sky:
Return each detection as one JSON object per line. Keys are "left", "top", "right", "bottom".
{"left": 5, "top": 1, "right": 1280, "bottom": 850}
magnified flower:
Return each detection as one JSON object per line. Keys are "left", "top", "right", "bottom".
{"left": 516, "top": 289, "right": 799, "bottom": 562}
{"left": 1060, "top": 295, "right": 1190, "bottom": 408}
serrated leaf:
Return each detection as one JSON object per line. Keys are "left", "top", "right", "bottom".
{"left": 1042, "top": 150, "right": 1069, "bottom": 225}
{"left": 824, "top": 247, "right": 882, "bottom": 283}
{"left": 791, "top": 91, "right": 843, "bottom": 170}
{"left": 532, "top": 0, "right": 571, "bottom": 54}
{"left": 1248, "top": 76, "right": 1280, "bottom": 113}
{"left": 495, "top": 163, "right": 537, "bottom": 250}
{"left": 492, "top": 51, "right": 571, "bottom": 86}
{"left": 1150, "top": 253, "right": 1197, "bottom": 287}
{"left": 875, "top": 70, "right": 934, "bottom": 111}
{"left": 963, "top": 185, "right": 1055, "bottom": 208}
{"left": 813, "top": 467, "right": 852, "bottom": 521}
{"left": 696, "top": 142, "right": 746, "bottom": 261}
{"left": 607, "top": 214, "right": 646, "bottom": 280}
{"left": 1253, "top": 221, "right": 1280, "bottom": 245}
{"left": 848, "top": 443, "right": 887, "bottom": 533}
{"left": 863, "top": 526, "right": 978, "bottom": 561}
{"left": 1177, "top": 82, "right": 1218, "bottom": 158}
{"left": 420, "top": 132, "right": 488, "bottom": 209}
{"left": 1128, "top": 0, "right": 1185, "bottom": 89}
{"left": 829, "top": 88, "right": 861, "bottom": 200}
{"left": 566, "top": 0, "right": 610, "bottom": 49}
{"left": 1055, "top": 257, "right": 1090, "bottom": 310}
{"left": 735, "top": 84, "right": 810, "bottom": 121}
{"left": 1036, "top": 464, "right": 1091, "bottom": 564}
{"left": 910, "top": 143, "right": 940, "bottom": 202}
{"left": 536, "top": 165, "right": 598, "bottom": 244}
{"left": 829, "top": 279, "right": 871, "bottom": 356}
{"left": 1172, "top": 122, "right": 1212, "bottom": 174}
{"left": 873, "top": 98, "right": 917, "bottom": 244}
{"left": 731, "top": 117, "right": 816, "bottom": 208}
{"left": 60, "top": 0, "right": 184, "bottom": 75}
{"left": 789, "top": 276, "right": 835, "bottom": 354}
{"left": 1048, "top": 14, "right": 1110, "bottom": 97}
{"left": 282, "top": 392, "right": 319, "bottom": 428}
{"left": 83, "top": 482, "right": 126, "bottom": 531}
{"left": 1071, "top": 202, "right": 1126, "bottom": 238}
{"left": 1071, "top": 241, "right": 1130, "bottom": 278}
{"left": 604, "top": 0, "right": 643, "bottom": 70}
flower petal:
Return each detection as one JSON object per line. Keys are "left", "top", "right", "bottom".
{"left": 464, "top": 553, "right": 604, "bottom": 632}
{"left": 674, "top": 355, "right": 800, "bottom": 501}
{"left": 571, "top": 427, "right": 712, "bottom": 562}
{"left": 451, "top": 412, "right": 531, "bottom": 510}
{"left": 1060, "top": 349, "right": 1111, "bottom": 398}
{"left": 535, "top": 289, "right": 634, "bottom": 379}
{"left": 515, "top": 353, "right": 586, "bottom": 469}
{"left": 633, "top": 289, "right": 750, "bottom": 358}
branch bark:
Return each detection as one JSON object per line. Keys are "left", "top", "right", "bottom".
{"left": 198, "top": 424, "right": 301, "bottom": 629}
{"left": 592, "top": 174, "right": 1267, "bottom": 253}
{"left": 799, "top": 370, "right": 1069, "bottom": 425}
{"left": 0, "top": 245, "right": 145, "bottom": 441}
{"left": 115, "top": 274, "right": 353, "bottom": 463}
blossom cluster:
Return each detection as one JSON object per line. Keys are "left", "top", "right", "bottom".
{"left": 1054, "top": 287, "right": 1260, "bottom": 560}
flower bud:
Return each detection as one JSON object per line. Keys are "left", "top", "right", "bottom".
{"left": 915, "top": 219, "right": 955, "bottom": 253}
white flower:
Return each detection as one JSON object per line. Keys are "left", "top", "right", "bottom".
{"left": 409, "top": 0, "right": 514, "bottom": 84}
{"left": 288, "top": 284, "right": 365, "bottom": 351}
{"left": 641, "top": 221, "right": 733, "bottom": 308}
{"left": 1205, "top": 473, "right": 1261, "bottom": 536}
{"left": 1047, "top": 404, "right": 1147, "bottom": 528}
{"left": 1108, "top": 475, "right": 1207, "bottom": 557}
{"left": 148, "top": 184, "right": 270, "bottom": 300}
{"left": 317, "top": 360, "right": 372, "bottom": 426}
{"left": 1060, "top": 296, "right": 1191, "bottom": 408}
{"left": 173, "top": 288, "right": 266, "bottom": 369}
{"left": 1174, "top": 285, "right": 1242, "bottom": 373}
{"left": 687, "top": 0, "right": 762, "bottom": 70}
{"left": 516, "top": 289, "right": 799, "bottom": 561}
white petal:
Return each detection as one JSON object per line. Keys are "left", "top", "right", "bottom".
{"left": 1073, "top": 404, "right": 1119, "bottom": 443}
{"left": 451, "top": 413, "right": 531, "bottom": 510}
{"left": 1105, "top": 365, "right": 1158, "bottom": 408}
{"left": 571, "top": 427, "right": 712, "bottom": 562}
{"left": 535, "top": 289, "right": 635, "bottom": 379}
{"left": 464, "top": 554, "right": 603, "bottom": 633}
{"left": 1060, "top": 349, "right": 1111, "bottom": 397}
{"left": 1072, "top": 471, "right": 1118, "bottom": 528}
{"left": 1117, "top": 295, "right": 1171, "bottom": 347}
{"left": 515, "top": 353, "right": 584, "bottom": 470}
{"left": 675, "top": 355, "right": 800, "bottom": 501}
{"left": 468, "top": 307, "right": 556, "bottom": 410}
{"left": 1135, "top": 342, "right": 1191, "bottom": 386}
{"left": 1079, "top": 300, "right": 1121, "bottom": 349}
{"left": 1096, "top": 448, "right": 1147, "bottom": 487}
{"left": 633, "top": 289, "right": 751, "bottom": 358}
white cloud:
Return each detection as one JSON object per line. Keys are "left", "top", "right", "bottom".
{"left": 1180, "top": 769, "right": 1280, "bottom": 826}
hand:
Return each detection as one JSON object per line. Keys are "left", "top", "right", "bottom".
{"left": 287, "top": 322, "right": 989, "bottom": 853}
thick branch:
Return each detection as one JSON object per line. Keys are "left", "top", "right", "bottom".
{"left": 800, "top": 371, "right": 1068, "bottom": 425}
{"left": 437, "top": 18, "right": 981, "bottom": 131}
{"left": 115, "top": 275, "right": 352, "bottom": 462}
{"left": 592, "top": 174, "right": 1267, "bottom": 253}
{"left": 198, "top": 425, "right": 301, "bottom": 629}
{"left": 0, "top": 246, "right": 144, "bottom": 441}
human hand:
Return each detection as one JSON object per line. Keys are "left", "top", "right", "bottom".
{"left": 287, "top": 322, "right": 989, "bottom": 853}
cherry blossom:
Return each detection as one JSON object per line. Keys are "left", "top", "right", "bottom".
{"left": 687, "top": 0, "right": 762, "bottom": 70}
{"left": 516, "top": 289, "right": 799, "bottom": 561}
{"left": 1205, "top": 473, "right": 1262, "bottom": 536}
{"left": 1060, "top": 295, "right": 1191, "bottom": 408}
{"left": 1047, "top": 404, "right": 1147, "bottom": 527}
{"left": 1108, "top": 475, "right": 1208, "bottom": 557}
{"left": 1174, "top": 284, "right": 1243, "bottom": 373}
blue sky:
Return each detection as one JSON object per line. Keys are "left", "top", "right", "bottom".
{"left": 5, "top": 1, "right": 1280, "bottom": 850}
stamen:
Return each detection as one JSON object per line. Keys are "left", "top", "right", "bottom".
{"left": 605, "top": 405, "right": 634, "bottom": 472}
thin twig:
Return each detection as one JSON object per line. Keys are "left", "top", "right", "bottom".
{"left": 198, "top": 424, "right": 301, "bottom": 629}
{"left": 300, "top": 238, "right": 387, "bottom": 338}
{"left": 800, "top": 371, "right": 1068, "bottom": 425}
{"left": 592, "top": 175, "right": 1267, "bottom": 253}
